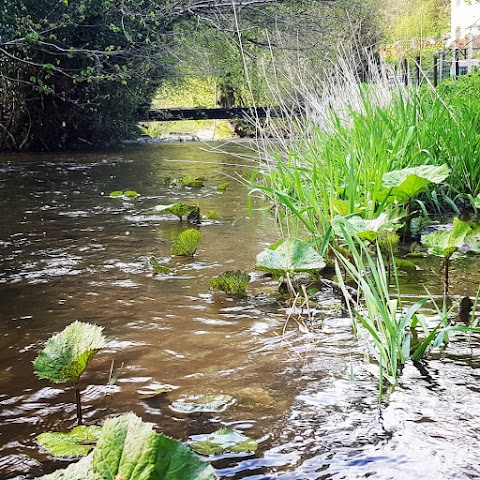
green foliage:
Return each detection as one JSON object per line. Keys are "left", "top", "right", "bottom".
{"left": 205, "top": 210, "right": 221, "bottom": 220}
{"left": 37, "top": 413, "right": 216, "bottom": 479}
{"left": 172, "top": 229, "right": 201, "bottom": 256}
{"left": 171, "top": 394, "right": 235, "bottom": 413}
{"left": 217, "top": 183, "right": 230, "bottom": 191}
{"left": 209, "top": 271, "right": 251, "bottom": 294}
{"left": 381, "top": 164, "right": 450, "bottom": 203}
{"left": 182, "top": 177, "right": 205, "bottom": 188}
{"left": 109, "top": 190, "right": 139, "bottom": 199}
{"left": 37, "top": 426, "right": 101, "bottom": 458}
{"left": 332, "top": 214, "right": 400, "bottom": 243}
{"left": 421, "top": 218, "right": 471, "bottom": 259}
{"left": 256, "top": 238, "right": 326, "bottom": 277}
{"left": 148, "top": 256, "right": 173, "bottom": 274}
{"left": 155, "top": 203, "right": 197, "bottom": 221}
{"left": 34, "top": 321, "right": 106, "bottom": 384}
{"left": 191, "top": 429, "right": 257, "bottom": 455}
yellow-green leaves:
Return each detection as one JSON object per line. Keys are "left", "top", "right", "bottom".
{"left": 37, "top": 425, "right": 101, "bottom": 458}
{"left": 421, "top": 218, "right": 471, "bottom": 259}
{"left": 34, "top": 321, "right": 106, "bottom": 384}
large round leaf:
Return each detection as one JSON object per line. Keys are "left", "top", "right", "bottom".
{"left": 37, "top": 425, "right": 101, "bottom": 458}
{"left": 256, "top": 238, "right": 325, "bottom": 277}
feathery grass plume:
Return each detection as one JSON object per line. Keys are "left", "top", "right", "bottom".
{"left": 172, "top": 228, "right": 201, "bottom": 256}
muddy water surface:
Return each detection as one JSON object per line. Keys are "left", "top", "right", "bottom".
{"left": 1, "top": 143, "right": 480, "bottom": 479}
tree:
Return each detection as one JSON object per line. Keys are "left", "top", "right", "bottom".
{"left": 0, "top": 0, "right": 381, "bottom": 151}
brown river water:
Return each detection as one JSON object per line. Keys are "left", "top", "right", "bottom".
{"left": 1, "top": 142, "right": 480, "bottom": 479}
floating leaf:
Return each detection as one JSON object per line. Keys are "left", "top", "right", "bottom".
{"left": 191, "top": 428, "right": 257, "bottom": 455}
{"left": 37, "top": 413, "right": 215, "bottom": 480}
{"left": 255, "top": 238, "right": 325, "bottom": 277}
{"left": 109, "top": 190, "right": 124, "bottom": 198}
{"left": 209, "top": 271, "right": 250, "bottom": 294}
{"left": 421, "top": 218, "right": 471, "bottom": 259}
{"left": 171, "top": 394, "right": 235, "bottom": 413}
{"left": 217, "top": 183, "right": 230, "bottom": 191}
{"left": 148, "top": 256, "right": 173, "bottom": 274}
{"left": 109, "top": 190, "right": 139, "bottom": 199}
{"left": 394, "top": 258, "right": 417, "bottom": 270}
{"left": 34, "top": 321, "right": 107, "bottom": 383}
{"left": 154, "top": 203, "right": 197, "bottom": 221}
{"left": 123, "top": 190, "right": 139, "bottom": 198}
{"left": 37, "top": 425, "right": 101, "bottom": 458}
{"left": 381, "top": 164, "right": 450, "bottom": 202}
{"left": 172, "top": 229, "right": 201, "bottom": 256}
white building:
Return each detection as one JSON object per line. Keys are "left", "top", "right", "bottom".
{"left": 451, "top": 0, "right": 480, "bottom": 44}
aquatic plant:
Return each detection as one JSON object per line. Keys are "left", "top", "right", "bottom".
{"left": 37, "top": 413, "right": 215, "bottom": 479}
{"left": 37, "top": 425, "right": 101, "bottom": 458}
{"left": 217, "top": 182, "right": 230, "bottom": 191}
{"left": 34, "top": 321, "right": 107, "bottom": 425}
{"left": 256, "top": 238, "right": 325, "bottom": 278}
{"left": 205, "top": 210, "right": 221, "bottom": 220}
{"left": 421, "top": 218, "right": 471, "bottom": 296}
{"left": 172, "top": 228, "right": 201, "bottom": 256}
{"left": 182, "top": 177, "right": 204, "bottom": 188}
{"left": 154, "top": 203, "right": 198, "bottom": 221}
{"left": 191, "top": 428, "right": 257, "bottom": 455}
{"left": 209, "top": 271, "right": 250, "bottom": 294}
{"left": 109, "top": 190, "right": 139, "bottom": 199}
{"left": 148, "top": 256, "right": 173, "bottom": 274}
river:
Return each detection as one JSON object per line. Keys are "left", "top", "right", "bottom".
{"left": 1, "top": 142, "right": 480, "bottom": 479}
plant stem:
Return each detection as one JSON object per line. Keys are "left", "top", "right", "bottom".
{"left": 444, "top": 256, "right": 449, "bottom": 298}
{"left": 74, "top": 381, "right": 83, "bottom": 425}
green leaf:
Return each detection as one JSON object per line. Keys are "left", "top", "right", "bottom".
{"left": 209, "top": 271, "right": 250, "bottom": 294}
{"left": 171, "top": 394, "right": 235, "bottom": 413}
{"left": 182, "top": 177, "right": 204, "bottom": 188}
{"left": 148, "top": 256, "right": 173, "bottom": 274}
{"left": 332, "top": 214, "right": 397, "bottom": 242}
{"left": 381, "top": 164, "right": 450, "bottom": 202}
{"left": 191, "top": 428, "right": 257, "bottom": 455}
{"left": 421, "top": 218, "right": 471, "bottom": 258}
{"left": 37, "top": 426, "right": 101, "bottom": 458}
{"left": 34, "top": 321, "right": 106, "bottom": 383}
{"left": 38, "top": 413, "right": 215, "bottom": 480}
{"left": 172, "top": 229, "right": 201, "bottom": 256}
{"left": 109, "top": 190, "right": 124, "bottom": 197}
{"left": 205, "top": 210, "right": 221, "bottom": 220}
{"left": 217, "top": 183, "right": 230, "bottom": 191}
{"left": 124, "top": 190, "right": 139, "bottom": 198}
{"left": 155, "top": 203, "right": 197, "bottom": 220}
{"left": 255, "top": 238, "right": 325, "bottom": 276}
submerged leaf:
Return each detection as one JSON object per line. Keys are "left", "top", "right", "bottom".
{"left": 37, "top": 413, "right": 216, "bottom": 480}
{"left": 123, "top": 190, "right": 139, "bottom": 198}
{"left": 34, "top": 321, "right": 107, "bottom": 383}
{"left": 205, "top": 210, "right": 221, "bottom": 220}
{"left": 172, "top": 229, "right": 201, "bottom": 256}
{"left": 421, "top": 218, "right": 471, "bottom": 258}
{"left": 209, "top": 271, "right": 250, "bottom": 294}
{"left": 37, "top": 425, "right": 101, "bottom": 458}
{"left": 191, "top": 428, "right": 257, "bottom": 455}
{"left": 171, "top": 394, "right": 235, "bottom": 413}
{"left": 255, "top": 238, "right": 325, "bottom": 277}
{"left": 381, "top": 164, "right": 450, "bottom": 202}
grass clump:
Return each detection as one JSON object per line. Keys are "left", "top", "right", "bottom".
{"left": 172, "top": 229, "right": 201, "bottom": 256}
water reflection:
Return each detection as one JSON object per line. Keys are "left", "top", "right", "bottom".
{"left": 1, "top": 143, "right": 480, "bottom": 479}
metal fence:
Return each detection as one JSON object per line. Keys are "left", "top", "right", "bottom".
{"left": 390, "top": 47, "right": 480, "bottom": 87}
